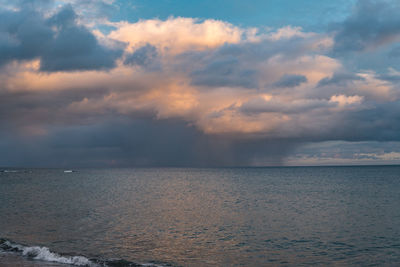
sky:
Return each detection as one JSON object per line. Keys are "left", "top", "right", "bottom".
{"left": 0, "top": 0, "right": 400, "bottom": 167}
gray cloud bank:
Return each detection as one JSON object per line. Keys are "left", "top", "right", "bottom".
{"left": 0, "top": 119, "right": 296, "bottom": 167}
{"left": 0, "top": 3, "right": 122, "bottom": 71}
{"left": 333, "top": 0, "right": 400, "bottom": 53}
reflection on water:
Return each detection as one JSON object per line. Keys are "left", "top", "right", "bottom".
{"left": 1, "top": 167, "right": 400, "bottom": 266}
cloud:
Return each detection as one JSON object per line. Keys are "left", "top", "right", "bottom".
{"left": 314, "top": 70, "right": 396, "bottom": 101}
{"left": 357, "top": 152, "right": 400, "bottom": 161}
{"left": 376, "top": 67, "right": 400, "bottom": 84}
{"left": 64, "top": 0, "right": 119, "bottom": 20}
{"left": 240, "top": 96, "right": 334, "bottom": 115}
{"left": 286, "top": 141, "right": 400, "bottom": 166}
{"left": 108, "top": 17, "right": 256, "bottom": 55}
{"left": 273, "top": 74, "right": 307, "bottom": 88}
{"left": 317, "top": 72, "right": 365, "bottom": 87}
{"left": 329, "top": 94, "right": 363, "bottom": 107}
{"left": 1, "top": 19, "right": 396, "bottom": 141}
{"left": 124, "top": 44, "right": 161, "bottom": 71}
{"left": 333, "top": 0, "right": 400, "bottom": 53}
{"left": 0, "top": 4, "right": 123, "bottom": 71}
{"left": 190, "top": 56, "right": 257, "bottom": 88}
{"left": 0, "top": 118, "right": 297, "bottom": 167}
{"left": 1, "top": 2, "right": 400, "bottom": 166}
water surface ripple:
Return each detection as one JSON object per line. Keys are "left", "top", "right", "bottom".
{"left": 1, "top": 166, "right": 400, "bottom": 266}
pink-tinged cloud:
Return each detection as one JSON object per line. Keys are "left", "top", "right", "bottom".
{"left": 109, "top": 17, "right": 246, "bottom": 55}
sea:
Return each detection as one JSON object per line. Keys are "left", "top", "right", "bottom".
{"left": 0, "top": 166, "right": 399, "bottom": 266}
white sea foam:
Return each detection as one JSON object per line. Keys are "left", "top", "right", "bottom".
{"left": 3, "top": 240, "right": 96, "bottom": 266}
{"left": 23, "top": 246, "right": 92, "bottom": 265}
{"left": 1, "top": 239, "right": 168, "bottom": 267}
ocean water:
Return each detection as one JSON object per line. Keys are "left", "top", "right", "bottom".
{"left": 1, "top": 166, "right": 400, "bottom": 266}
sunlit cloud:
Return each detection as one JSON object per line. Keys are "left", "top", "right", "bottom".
{"left": 108, "top": 17, "right": 246, "bottom": 55}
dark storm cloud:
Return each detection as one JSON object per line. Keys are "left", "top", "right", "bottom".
{"left": 376, "top": 68, "right": 400, "bottom": 83}
{"left": 345, "top": 101, "right": 400, "bottom": 141}
{"left": 333, "top": 0, "right": 400, "bottom": 53}
{"left": 317, "top": 72, "right": 365, "bottom": 87}
{"left": 0, "top": 85, "right": 111, "bottom": 129}
{"left": 190, "top": 56, "right": 257, "bottom": 88}
{"left": 124, "top": 44, "right": 161, "bottom": 71}
{"left": 0, "top": 8, "right": 53, "bottom": 65}
{"left": 294, "top": 100, "right": 400, "bottom": 142}
{"left": 212, "top": 34, "right": 326, "bottom": 61}
{"left": 273, "top": 74, "right": 307, "bottom": 88}
{"left": 0, "top": 119, "right": 297, "bottom": 167}
{"left": 0, "top": 4, "right": 123, "bottom": 71}
{"left": 2, "top": 94, "right": 399, "bottom": 168}
{"left": 48, "top": 3, "right": 78, "bottom": 26}
{"left": 2, "top": 98, "right": 399, "bottom": 167}
{"left": 240, "top": 97, "right": 333, "bottom": 115}
{"left": 182, "top": 34, "right": 328, "bottom": 89}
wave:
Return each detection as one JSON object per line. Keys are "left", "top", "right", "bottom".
{"left": 0, "top": 238, "right": 167, "bottom": 267}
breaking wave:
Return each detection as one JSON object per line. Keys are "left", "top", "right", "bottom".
{"left": 0, "top": 238, "right": 166, "bottom": 267}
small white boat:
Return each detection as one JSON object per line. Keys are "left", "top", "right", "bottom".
{"left": 63, "top": 170, "right": 73, "bottom": 173}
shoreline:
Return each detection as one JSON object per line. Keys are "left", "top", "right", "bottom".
{"left": 0, "top": 252, "right": 72, "bottom": 267}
